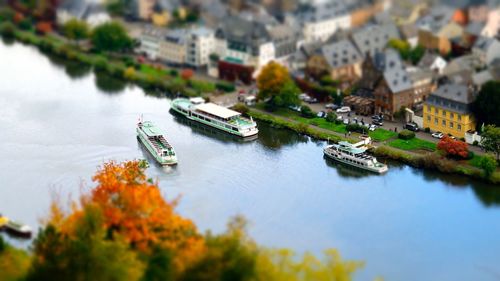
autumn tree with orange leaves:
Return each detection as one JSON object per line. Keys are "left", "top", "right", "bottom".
{"left": 437, "top": 136, "right": 470, "bottom": 159}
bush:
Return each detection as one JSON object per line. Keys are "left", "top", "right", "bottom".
{"left": 473, "top": 140, "right": 479, "bottom": 146}
{"left": 300, "top": 106, "right": 315, "bottom": 118}
{"left": 17, "top": 18, "right": 32, "bottom": 30}
{"left": 93, "top": 57, "right": 108, "bottom": 71}
{"left": 232, "top": 103, "right": 249, "bottom": 115}
{"left": 170, "top": 69, "right": 178, "bottom": 77}
{"left": 437, "top": 136, "right": 469, "bottom": 159}
{"left": 326, "top": 111, "right": 337, "bottom": 123}
{"left": 215, "top": 81, "right": 235, "bottom": 92}
{"left": 346, "top": 123, "right": 366, "bottom": 134}
{"left": 0, "top": 22, "right": 15, "bottom": 37}
{"left": 398, "top": 130, "right": 416, "bottom": 140}
{"left": 424, "top": 127, "right": 430, "bottom": 133}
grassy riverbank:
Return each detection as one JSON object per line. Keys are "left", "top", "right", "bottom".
{"left": 0, "top": 23, "right": 227, "bottom": 97}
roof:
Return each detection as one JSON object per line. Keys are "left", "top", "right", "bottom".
{"left": 427, "top": 83, "right": 474, "bottom": 113}
{"left": 375, "top": 49, "right": 413, "bottom": 93}
{"left": 58, "top": 0, "right": 89, "bottom": 18}
{"left": 296, "top": 0, "right": 348, "bottom": 24}
{"left": 215, "top": 16, "right": 271, "bottom": 54}
{"left": 322, "top": 39, "right": 362, "bottom": 68}
{"left": 351, "top": 24, "right": 400, "bottom": 57}
{"left": 415, "top": 6, "right": 454, "bottom": 34}
{"left": 195, "top": 103, "right": 241, "bottom": 119}
{"left": 141, "top": 121, "right": 163, "bottom": 137}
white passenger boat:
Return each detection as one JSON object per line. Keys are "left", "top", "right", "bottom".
{"left": 323, "top": 141, "right": 388, "bottom": 174}
{"left": 136, "top": 120, "right": 177, "bottom": 165}
{"left": 170, "top": 97, "right": 258, "bottom": 138}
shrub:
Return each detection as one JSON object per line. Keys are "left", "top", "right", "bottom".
{"left": 215, "top": 81, "right": 235, "bottom": 92}
{"left": 0, "top": 22, "right": 15, "bottom": 37}
{"left": 300, "top": 105, "right": 315, "bottom": 118}
{"left": 181, "top": 69, "right": 194, "bottom": 80}
{"left": 346, "top": 123, "right": 366, "bottom": 134}
{"left": 295, "top": 123, "right": 310, "bottom": 134}
{"left": 170, "top": 69, "right": 178, "bottom": 76}
{"left": 326, "top": 111, "right": 337, "bottom": 123}
{"left": 398, "top": 130, "right": 416, "bottom": 140}
{"left": 17, "top": 18, "right": 31, "bottom": 30}
{"left": 93, "top": 57, "right": 108, "bottom": 71}
{"left": 0, "top": 7, "right": 15, "bottom": 22}
{"left": 437, "top": 136, "right": 469, "bottom": 159}
{"left": 232, "top": 103, "right": 249, "bottom": 115}
{"left": 35, "top": 21, "right": 52, "bottom": 34}
{"left": 473, "top": 140, "right": 479, "bottom": 146}
{"left": 424, "top": 127, "right": 430, "bottom": 133}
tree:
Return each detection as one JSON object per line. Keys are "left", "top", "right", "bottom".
{"left": 472, "top": 81, "right": 500, "bottom": 128}
{"left": 478, "top": 155, "right": 497, "bottom": 178}
{"left": 481, "top": 125, "right": 500, "bottom": 161}
{"left": 437, "top": 136, "right": 469, "bottom": 159}
{"left": 257, "top": 61, "right": 299, "bottom": 108}
{"left": 91, "top": 22, "right": 132, "bottom": 52}
{"left": 63, "top": 19, "right": 89, "bottom": 42}
{"left": 181, "top": 68, "right": 194, "bottom": 80}
{"left": 0, "top": 7, "right": 15, "bottom": 22}
{"left": 326, "top": 111, "right": 337, "bottom": 123}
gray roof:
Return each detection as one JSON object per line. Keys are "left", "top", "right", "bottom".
{"left": 268, "top": 24, "right": 299, "bottom": 58}
{"left": 165, "top": 29, "right": 187, "bottom": 44}
{"left": 351, "top": 24, "right": 400, "bottom": 57}
{"left": 374, "top": 48, "right": 413, "bottom": 93}
{"left": 296, "top": 0, "right": 348, "bottom": 24}
{"left": 466, "top": 22, "right": 485, "bottom": 36}
{"left": 418, "top": 51, "right": 445, "bottom": 68}
{"left": 321, "top": 39, "right": 362, "bottom": 68}
{"left": 427, "top": 83, "right": 474, "bottom": 113}
{"left": 215, "top": 16, "right": 271, "bottom": 55}
{"left": 415, "top": 6, "right": 454, "bottom": 34}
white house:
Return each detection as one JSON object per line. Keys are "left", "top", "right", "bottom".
{"left": 295, "top": 0, "right": 351, "bottom": 43}
{"left": 57, "top": 1, "right": 110, "bottom": 27}
{"left": 185, "top": 27, "right": 216, "bottom": 68}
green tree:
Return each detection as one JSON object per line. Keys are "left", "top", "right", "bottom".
{"left": 257, "top": 61, "right": 299, "bottom": 108}
{"left": 326, "top": 111, "right": 337, "bottom": 123}
{"left": 63, "top": 19, "right": 89, "bottom": 42}
{"left": 481, "top": 125, "right": 500, "bottom": 161}
{"left": 472, "top": 81, "right": 500, "bottom": 128}
{"left": 0, "top": 7, "right": 15, "bottom": 22}
{"left": 91, "top": 21, "right": 132, "bottom": 52}
{"left": 478, "top": 155, "right": 497, "bottom": 178}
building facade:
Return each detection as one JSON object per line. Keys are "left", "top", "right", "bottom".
{"left": 423, "top": 83, "right": 476, "bottom": 137}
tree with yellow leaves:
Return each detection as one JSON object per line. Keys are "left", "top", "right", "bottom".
{"left": 257, "top": 61, "right": 300, "bottom": 109}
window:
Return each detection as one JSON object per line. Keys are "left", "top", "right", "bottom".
{"left": 450, "top": 122, "right": 454, "bottom": 128}
{"left": 450, "top": 112, "right": 454, "bottom": 119}
{"left": 442, "top": 110, "right": 446, "bottom": 117}
{"left": 458, "top": 124, "right": 462, "bottom": 131}
{"left": 435, "top": 107, "right": 438, "bottom": 114}
{"left": 442, "top": 120, "right": 446, "bottom": 126}
{"left": 427, "top": 115, "right": 431, "bottom": 121}
{"left": 458, "top": 115, "right": 462, "bottom": 121}
{"left": 435, "top": 117, "right": 438, "bottom": 124}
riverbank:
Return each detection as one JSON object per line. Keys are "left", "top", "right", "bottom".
{"left": 248, "top": 107, "right": 500, "bottom": 184}
{"left": 0, "top": 23, "right": 234, "bottom": 98}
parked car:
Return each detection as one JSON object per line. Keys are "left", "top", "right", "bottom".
{"left": 404, "top": 123, "right": 419, "bottom": 132}
{"left": 336, "top": 115, "right": 343, "bottom": 121}
{"left": 372, "top": 119, "right": 383, "bottom": 126}
{"left": 369, "top": 124, "right": 377, "bottom": 131}
{"left": 325, "top": 103, "right": 339, "bottom": 110}
{"left": 431, "top": 131, "right": 444, "bottom": 139}
{"left": 307, "top": 97, "right": 319, "bottom": 104}
{"left": 299, "top": 93, "right": 309, "bottom": 100}
{"left": 289, "top": 105, "right": 301, "bottom": 112}
{"left": 343, "top": 118, "right": 349, "bottom": 125}
{"left": 371, "top": 114, "right": 383, "bottom": 121}
{"left": 317, "top": 111, "right": 327, "bottom": 118}
{"left": 336, "top": 106, "right": 351, "bottom": 113}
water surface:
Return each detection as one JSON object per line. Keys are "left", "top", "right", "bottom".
{"left": 1, "top": 41, "right": 499, "bottom": 281}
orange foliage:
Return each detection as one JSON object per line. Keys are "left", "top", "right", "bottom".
{"left": 437, "top": 136, "right": 469, "bottom": 159}
{"left": 13, "top": 12, "right": 24, "bottom": 23}
{"left": 35, "top": 22, "right": 53, "bottom": 34}
{"left": 47, "top": 160, "right": 205, "bottom": 272}
{"left": 181, "top": 69, "right": 194, "bottom": 80}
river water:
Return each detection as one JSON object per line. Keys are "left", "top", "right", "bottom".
{"left": 1, "top": 40, "right": 500, "bottom": 281}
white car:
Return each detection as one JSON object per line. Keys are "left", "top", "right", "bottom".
{"left": 343, "top": 118, "right": 349, "bottom": 125}
{"left": 369, "top": 124, "right": 377, "bottom": 131}
{"left": 299, "top": 93, "right": 309, "bottom": 101}
{"left": 336, "top": 106, "right": 351, "bottom": 113}
{"left": 431, "top": 132, "right": 444, "bottom": 139}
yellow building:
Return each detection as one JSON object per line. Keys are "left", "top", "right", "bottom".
{"left": 423, "top": 84, "right": 476, "bottom": 138}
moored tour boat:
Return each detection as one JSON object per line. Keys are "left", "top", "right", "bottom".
{"left": 137, "top": 120, "right": 177, "bottom": 166}
{"left": 324, "top": 141, "right": 388, "bottom": 174}
{"left": 170, "top": 97, "right": 258, "bottom": 138}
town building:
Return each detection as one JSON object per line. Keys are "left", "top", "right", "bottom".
{"left": 351, "top": 23, "right": 400, "bottom": 57}
{"left": 416, "top": 6, "right": 462, "bottom": 55}
{"left": 472, "top": 37, "right": 500, "bottom": 66}
{"left": 321, "top": 39, "right": 363, "bottom": 82}
{"left": 158, "top": 29, "right": 187, "bottom": 66}
{"left": 294, "top": 0, "right": 351, "bottom": 43}
{"left": 423, "top": 82, "right": 476, "bottom": 138}
{"left": 56, "top": 1, "right": 110, "bottom": 27}
{"left": 185, "top": 27, "right": 216, "bottom": 68}
{"left": 418, "top": 51, "right": 448, "bottom": 74}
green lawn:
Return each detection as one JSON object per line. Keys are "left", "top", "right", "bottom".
{"left": 388, "top": 138, "right": 437, "bottom": 151}
{"left": 139, "top": 64, "right": 168, "bottom": 77}
{"left": 369, "top": 129, "right": 397, "bottom": 142}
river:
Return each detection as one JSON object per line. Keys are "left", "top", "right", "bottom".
{"left": 1, "top": 40, "right": 500, "bottom": 281}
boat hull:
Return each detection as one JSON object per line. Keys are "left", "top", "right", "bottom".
{"left": 323, "top": 149, "right": 388, "bottom": 174}
{"left": 171, "top": 101, "right": 258, "bottom": 138}
{"left": 137, "top": 129, "right": 177, "bottom": 166}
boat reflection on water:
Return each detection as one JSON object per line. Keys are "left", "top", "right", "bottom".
{"left": 323, "top": 155, "right": 379, "bottom": 179}
{"left": 170, "top": 109, "right": 258, "bottom": 143}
